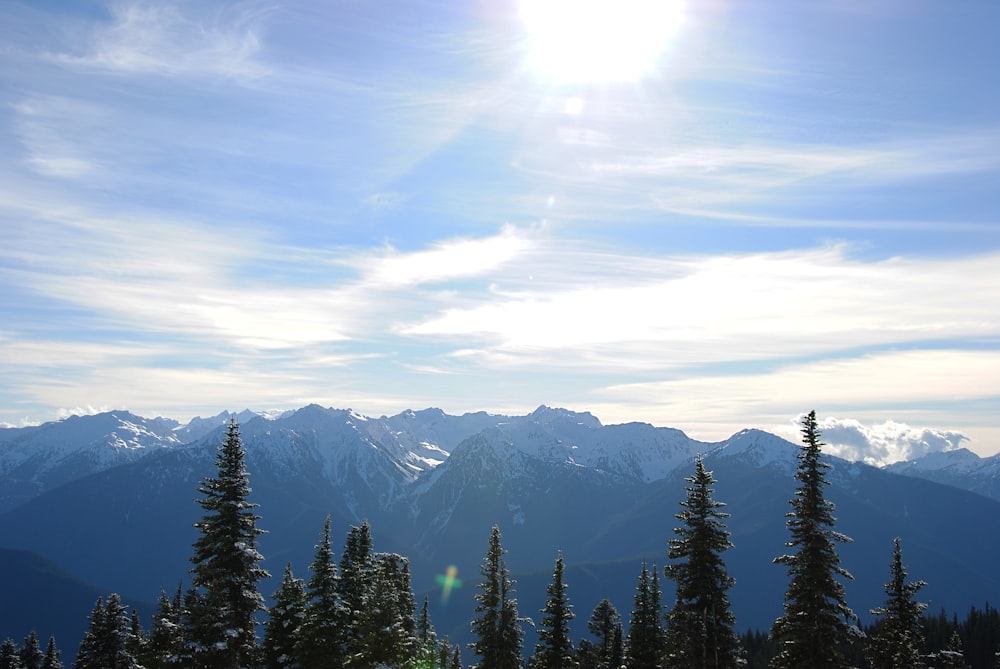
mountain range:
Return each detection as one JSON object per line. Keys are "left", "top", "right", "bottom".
{"left": 2, "top": 404, "right": 999, "bottom": 657}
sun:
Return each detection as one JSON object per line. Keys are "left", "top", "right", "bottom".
{"left": 519, "top": 0, "right": 684, "bottom": 84}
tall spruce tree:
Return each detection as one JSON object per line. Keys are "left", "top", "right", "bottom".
{"left": 532, "top": 553, "right": 574, "bottom": 669}
{"left": 866, "top": 537, "right": 927, "bottom": 669}
{"left": 416, "top": 596, "right": 438, "bottom": 669}
{"left": 262, "top": 563, "right": 306, "bottom": 669}
{"left": 186, "top": 417, "right": 269, "bottom": 668}
{"left": 664, "top": 455, "right": 741, "bottom": 669}
{"left": 0, "top": 639, "right": 20, "bottom": 669}
{"left": 626, "top": 562, "right": 665, "bottom": 669}
{"left": 40, "top": 638, "right": 61, "bottom": 669}
{"left": 470, "top": 525, "right": 524, "bottom": 669}
{"left": 580, "top": 599, "right": 623, "bottom": 669}
{"left": 19, "top": 632, "right": 41, "bottom": 669}
{"left": 770, "top": 410, "right": 859, "bottom": 669}
{"left": 145, "top": 585, "right": 184, "bottom": 669}
{"left": 357, "top": 553, "right": 418, "bottom": 667}
{"left": 296, "top": 516, "right": 346, "bottom": 669}
{"left": 339, "top": 522, "right": 374, "bottom": 668}
{"left": 74, "top": 594, "right": 141, "bottom": 669}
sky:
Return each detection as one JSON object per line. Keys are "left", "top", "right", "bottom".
{"left": 1, "top": 0, "right": 998, "bottom": 462}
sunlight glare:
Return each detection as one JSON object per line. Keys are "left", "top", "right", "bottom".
{"left": 520, "top": 0, "right": 684, "bottom": 83}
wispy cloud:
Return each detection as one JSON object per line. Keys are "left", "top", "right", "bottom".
{"left": 404, "top": 245, "right": 1000, "bottom": 364}
{"left": 52, "top": 1, "right": 271, "bottom": 80}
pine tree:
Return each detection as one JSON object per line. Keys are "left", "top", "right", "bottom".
{"left": 470, "top": 525, "right": 524, "bottom": 669}
{"left": 262, "top": 563, "right": 306, "bottom": 669}
{"left": 357, "top": 553, "right": 418, "bottom": 667}
{"left": 866, "top": 537, "right": 927, "bottom": 669}
{"left": 664, "top": 456, "right": 741, "bottom": 669}
{"left": 439, "top": 638, "right": 452, "bottom": 669}
{"left": 770, "top": 410, "right": 859, "bottom": 669}
{"left": 296, "top": 516, "right": 346, "bottom": 669}
{"left": 145, "top": 585, "right": 184, "bottom": 669}
{"left": 532, "top": 553, "right": 574, "bottom": 669}
{"left": 932, "top": 631, "right": 966, "bottom": 669}
{"left": 626, "top": 562, "right": 665, "bottom": 669}
{"left": 40, "top": 638, "right": 61, "bottom": 669}
{"left": 74, "top": 594, "right": 141, "bottom": 669}
{"left": 416, "top": 596, "right": 438, "bottom": 669}
{"left": 186, "top": 417, "right": 269, "bottom": 668}
{"left": 0, "top": 639, "right": 21, "bottom": 669}
{"left": 339, "top": 521, "right": 374, "bottom": 667}
{"left": 19, "top": 632, "right": 42, "bottom": 669}
{"left": 581, "top": 599, "right": 623, "bottom": 669}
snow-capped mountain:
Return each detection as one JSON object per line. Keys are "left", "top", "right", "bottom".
{"left": 0, "top": 410, "right": 183, "bottom": 512}
{"left": 3, "top": 401, "right": 1000, "bottom": 651}
{"left": 885, "top": 447, "right": 1000, "bottom": 502}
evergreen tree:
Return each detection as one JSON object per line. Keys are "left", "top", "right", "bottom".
{"left": 262, "top": 563, "right": 306, "bottom": 669}
{"left": 416, "top": 596, "right": 438, "bottom": 669}
{"left": 866, "top": 537, "right": 927, "bottom": 669}
{"left": 470, "top": 525, "right": 524, "bottom": 669}
{"left": 664, "top": 456, "right": 741, "bottom": 669}
{"left": 438, "top": 639, "right": 452, "bottom": 669}
{"left": 126, "top": 608, "right": 146, "bottom": 666}
{"left": 19, "top": 632, "right": 42, "bottom": 669}
{"left": 358, "top": 553, "right": 418, "bottom": 667}
{"left": 40, "top": 638, "right": 61, "bottom": 669}
{"left": 339, "top": 522, "right": 374, "bottom": 667}
{"left": 626, "top": 562, "right": 665, "bottom": 669}
{"left": 770, "top": 410, "right": 859, "bottom": 669}
{"left": 145, "top": 585, "right": 184, "bottom": 669}
{"left": 932, "top": 631, "right": 966, "bottom": 669}
{"left": 296, "top": 516, "right": 346, "bottom": 669}
{"left": 451, "top": 645, "right": 462, "bottom": 669}
{"left": 580, "top": 599, "right": 623, "bottom": 669}
{"left": 74, "top": 594, "right": 141, "bottom": 669}
{"left": 0, "top": 639, "right": 22, "bottom": 669}
{"left": 532, "top": 553, "right": 574, "bottom": 669}
{"left": 186, "top": 417, "right": 269, "bottom": 669}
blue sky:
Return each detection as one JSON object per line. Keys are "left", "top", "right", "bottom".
{"left": 1, "top": 0, "right": 998, "bottom": 459}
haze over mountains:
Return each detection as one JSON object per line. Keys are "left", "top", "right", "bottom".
{"left": 2, "top": 404, "right": 999, "bottom": 656}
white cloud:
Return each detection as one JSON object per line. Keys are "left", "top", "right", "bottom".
{"left": 404, "top": 245, "right": 1000, "bottom": 364}
{"left": 806, "top": 416, "right": 969, "bottom": 466}
{"left": 356, "top": 227, "right": 533, "bottom": 287}
{"left": 55, "top": 2, "right": 270, "bottom": 80}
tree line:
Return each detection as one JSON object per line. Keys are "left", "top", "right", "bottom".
{"left": 3, "top": 411, "right": 999, "bottom": 668}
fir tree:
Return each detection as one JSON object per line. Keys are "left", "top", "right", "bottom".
{"left": 932, "top": 631, "right": 966, "bottom": 669}
{"left": 358, "top": 553, "right": 418, "bottom": 667}
{"left": 0, "top": 639, "right": 21, "bottom": 669}
{"left": 532, "top": 553, "right": 574, "bottom": 669}
{"left": 770, "top": 410, "right": 859, "bottom": 669}
{"left": 626, "top": 562, "right": 665, "bottom": 669}
{"left": 145, "top": 585, "right": 184, "bottom": 669}
{"left": 470, "top": 525, "right": 524, "bottom": 669}
{"left": 40, "top": 638, "right": 61, "bottom": 669}
{"left": 664, "top": 455, "right": 741, "bottom": 669}
{"left": 339, "top": 522, "right": 374, "bottom": 667}
{"left": 439, "top": 639, "right": 452, "bottom": 669}
{"left": 262, "top": 563, "right": 306, "bottom": 669}
{"left": 416, "top": 596, "right": 438, "bottom": 669}
{"left": 866, "top": 537, "right": 927, "bottom": 669}
{"left": 186, "top": 417, "right": 269, "bottom": 669}
{"left": 581, "top": 599, "right": 623, "bottom": 669}
{"left": 296, "top": 516, "right": 346, "bottom": 669}
{"left": 74, "top": 594, "right": 141, "bottom": 669}
{"left": 19, "top": 632, "right": 42, "bottom": 669}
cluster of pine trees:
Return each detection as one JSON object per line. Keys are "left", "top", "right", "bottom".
{"left": 4, "top": 411, "right": 1000, "bottom": 668}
